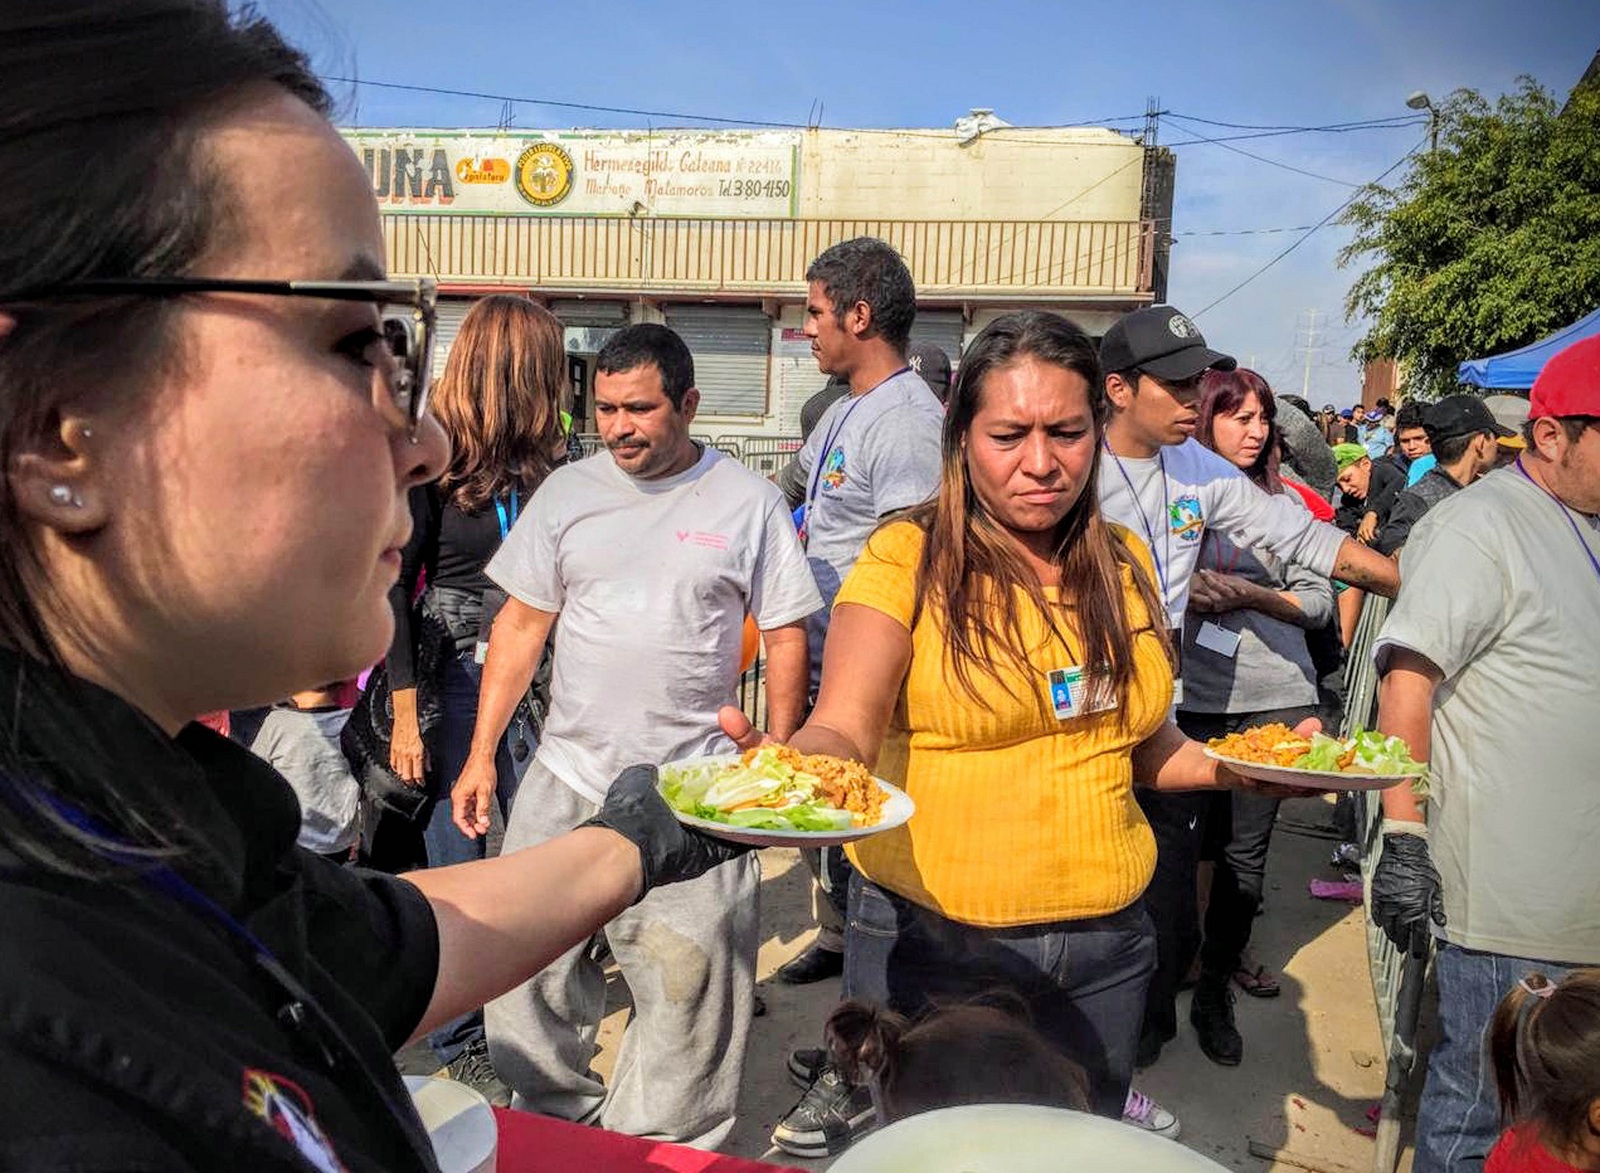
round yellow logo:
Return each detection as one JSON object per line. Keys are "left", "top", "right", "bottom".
{"left": 515, "top": 142, "right": 574, "bottom": 208}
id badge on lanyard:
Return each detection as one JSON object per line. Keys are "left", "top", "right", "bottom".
{"left": 1047, "top": 665, "right": 1118, "bottom": 721}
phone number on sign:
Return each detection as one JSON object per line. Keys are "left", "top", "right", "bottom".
{"left": 717, "top": 178, "right": 791, "bottom": 200}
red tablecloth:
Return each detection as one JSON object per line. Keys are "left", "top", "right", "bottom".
{"left": 493, "top": 1108, "right": 806, "bottom": 1173}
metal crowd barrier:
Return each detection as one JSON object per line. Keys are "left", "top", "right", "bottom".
{"left": 732, "top": 435, "right": 804, "bottom": 478}
{"left": 737, "top": 641, "right": 768, "bottom": 733}
{"left": 1345, "top": 592, "right": 1431, "bottom": 1173}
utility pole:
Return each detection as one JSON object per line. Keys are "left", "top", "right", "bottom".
{"left": 1298, "top": 309, "right": 1323, "bottom": 399}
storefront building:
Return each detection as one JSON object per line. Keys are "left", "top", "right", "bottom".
{"left": 341, "top": 117, "right": 1174, "bottom": 439}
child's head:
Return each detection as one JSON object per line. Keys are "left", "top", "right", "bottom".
{"left": 825, "top": 993, "right": 1088, "bottom": 1124}
{"left": 1489, "top": 970, "right": 1600, "bottom": 1161}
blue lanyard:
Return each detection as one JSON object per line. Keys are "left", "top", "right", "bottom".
{"left": 24, "top": 784, "right": 432, "bottom": 1157}
{"left": 493, "top": 488, "right": 520, "bottom": 542}
{"left": 1515, "top": 458, "right": 1600, "bottom": 583}
{"left": 1105, "top": 443, "right": 1172, "bottom": 605}
{"left": 802, "top": 367, "right": 911, "bottom": 543}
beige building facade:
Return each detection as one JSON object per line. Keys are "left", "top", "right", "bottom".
{"left": 341, "top": 118, "right": 1173, "bottom": 438}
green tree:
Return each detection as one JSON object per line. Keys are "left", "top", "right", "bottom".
{"left": 1339, "top": 77, "right": 1600, "bottom": 399}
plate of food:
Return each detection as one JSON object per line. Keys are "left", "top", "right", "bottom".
{"left": 658, "top": 746, "right": 914, "bottom": 847}
{"left": 1202, "top": 725, "right": 1428, "bottom": 791}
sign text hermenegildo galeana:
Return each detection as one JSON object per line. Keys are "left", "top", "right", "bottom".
{"left": 342, "top": 128, "right": 800, "bottom": 218}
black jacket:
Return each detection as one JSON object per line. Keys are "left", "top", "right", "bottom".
{"left": 1375, "top": 466, "right": 1466, "bottom": 556}
{"left": 0, "top": 651, "right": 441, "bottom": 1172}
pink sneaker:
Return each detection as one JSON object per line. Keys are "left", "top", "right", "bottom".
{"left": 1122, "top": 1088, "right": 1181, "bottom": 1139}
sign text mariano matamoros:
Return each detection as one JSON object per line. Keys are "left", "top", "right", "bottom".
{"left": 341, "top": 129, "right": 800, "bottom": 218}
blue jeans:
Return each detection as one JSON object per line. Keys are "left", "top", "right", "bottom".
{"left": 843, "top": 873, "right": 1156, "bottom": 1118}
{"left": 1413, "top": 942, "right": 1580, "bottom": 1172}
{"left": 425, "top": 648, "right": 537, "bottom": 1063}
{"left": 424, "top": 650, "right": 533, "bottom": 867}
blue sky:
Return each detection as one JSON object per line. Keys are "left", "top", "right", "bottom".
{"left": 265, "top": 0, "right": 1596, "bottom": 407}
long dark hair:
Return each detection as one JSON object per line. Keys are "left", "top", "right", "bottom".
{"left": 0, "top": 1, "right": 328, "bottom": 876}
{"left": 826, "top": 994, "right": 1089, "bottom": 1123}
{"left": 1488, "top": 969, "right": 1600, "bottom": 1157}
{"left": 907, "top": 311, "right": 1167, "bottom": 709}
{"left": 431, "top": 295, "right": 567, "bottom": 512}
{"left": 1197, "top": 368, "right": 1284, "bottom": 494}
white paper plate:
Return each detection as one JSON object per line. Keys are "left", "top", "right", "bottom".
{"left": 1203, "top": 747, "right": 1422, "bottom": 792}
{"left": 402, "top": 1075, "right": 497, "bottom": 1173}
{"left": 831, "top": 1104, "right": 1229, "bottom": 1172}
{"left": 658, "top": 752, "right": 914, "bottom": 847}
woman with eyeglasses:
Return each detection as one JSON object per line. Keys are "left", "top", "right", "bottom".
{"left": 722, "top": 312, "right": 1315, "bottom": 1142}
{"left": 0, "top": 5, "right": 737, "bottom": 1169}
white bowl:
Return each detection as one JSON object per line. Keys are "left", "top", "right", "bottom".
{"left": 831, "top": 1104, "right": 1230, "bottom": 1172}
{"left": 402, "top": 1075, "right": 497, "bottom": 1173}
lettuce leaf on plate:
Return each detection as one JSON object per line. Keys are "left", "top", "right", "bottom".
{"left": 659, "top": 752, "right": 860, "bottom": 832}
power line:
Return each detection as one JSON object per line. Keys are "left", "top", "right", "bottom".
{"left": 1176, "top": 224, "right": 1317, "bottom": 237}
{"left": 1164, "top": 115, "right": 1372, "bottom": 185}
{"left": 324, "top": 76, "right": 1429, "bottom": 154}
{"left": 1190, "top": 135, "right": 1428, "bottom": 319}
{"left": 323, "top": 76, "right": 1157, "bottom": 142}
{"left": 1164, "top": 112, "right": 1424, "bottom": 133}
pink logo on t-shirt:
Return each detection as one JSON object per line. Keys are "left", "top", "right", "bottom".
{"left": 676, "top": 530, "right": 729, "bottom": 550}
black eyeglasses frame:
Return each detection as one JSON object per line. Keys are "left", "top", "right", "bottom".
{"left": 5, "top": 276, "right": 438, "bottom": 432}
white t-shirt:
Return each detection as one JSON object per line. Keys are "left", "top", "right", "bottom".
{"left": 1097, "top": 438, "right": 1346, "bottom": 630}
{"left": 1374, "top": 467, "right": 1600, "bottom": 963}
{"left": 487, "top": 446, "right": 822, "bottom": 803}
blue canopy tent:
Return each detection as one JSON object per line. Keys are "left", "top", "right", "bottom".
{"left": 1458, "top": 307, "right": 1600, "bottom": 389}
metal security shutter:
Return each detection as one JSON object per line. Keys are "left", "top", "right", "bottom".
{"left": 910, "top": 309, "right": 965, "bottom": 367}
{"left": 550, "top": 299, "right": 628, "bottom": 330}
{"left": 431, "top": 296, "right": 475, "bottom": 373}
{"left": 665, "top": 305, "right": 770, "bottom": 417}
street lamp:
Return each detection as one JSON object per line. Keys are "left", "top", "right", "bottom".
{"left": 1406, "top": 90, "right": 1439, "bottom": 152}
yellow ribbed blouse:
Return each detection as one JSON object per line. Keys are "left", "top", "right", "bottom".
{"left": 841, "top": 521, "right": 1173, "bottom": 928}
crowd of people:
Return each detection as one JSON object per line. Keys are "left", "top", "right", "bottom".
{"left": 2, "top": 6, "right": 1598, "bottom": 1173}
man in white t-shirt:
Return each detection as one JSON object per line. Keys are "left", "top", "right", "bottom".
{"left": 1094, "top": 306, "right": 1402, "bottom": 1129}
{"left": 450, "top": 324, "right": 821, "bottom": 1148}
{"left": 1370, "top": 335, "right": 1600, "bottom": 1173}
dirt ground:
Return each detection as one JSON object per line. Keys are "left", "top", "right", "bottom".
{"left": 585, "top": 793, "right": 1408, "bottom": 1172}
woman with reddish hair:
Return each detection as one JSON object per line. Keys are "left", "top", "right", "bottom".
{"left": 1161, "top": 368, "right": 1335, "bottom": 1066}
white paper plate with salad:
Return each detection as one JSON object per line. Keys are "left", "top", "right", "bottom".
{"left": 1202, "top": 725, "right": 1428, "bottom": 792}
{"left": 658, "top": 746, "right": 914, "bottom": 847}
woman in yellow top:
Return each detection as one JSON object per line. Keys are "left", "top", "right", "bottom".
{"left": 725, "top": 311, "right": 1306, "bottom": 1137}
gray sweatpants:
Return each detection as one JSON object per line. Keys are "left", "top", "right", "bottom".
{"left": 485, "top": 759, "right": 759, "bottom": 1148}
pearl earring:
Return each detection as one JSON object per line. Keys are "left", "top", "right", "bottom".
{"left": 49, "top": 485, "right": 73, "bottom": 505}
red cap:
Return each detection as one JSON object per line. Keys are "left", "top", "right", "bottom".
{"left": 1530, "top": 334, "right": 1600, "bottom": 419}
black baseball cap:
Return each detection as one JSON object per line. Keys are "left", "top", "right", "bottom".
{"left": 1424, "top": 394, "right": 1515, "bottom": 443}
{"left": 1099, "top": 306, "right": 1237, "bottom": 382}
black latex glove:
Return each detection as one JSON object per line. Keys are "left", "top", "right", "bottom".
{"left": 583, "top": 764, "right": 752, "bottom": 902}
{"left": 1370, "top": 831, "right": 1446, "bottom": 957}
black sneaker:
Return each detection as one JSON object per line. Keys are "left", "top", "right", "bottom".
{"left": 770, "top": 1063, "right": 877, "bottom": 1158}
{"left": 772, "top": 943, "right": 844, "bottom": 985}
{"left": 441, "top": 1037, "right": 514, "bottom": 1108}
{"left": 786, "top": 1046, "right": 827, "bottom": 1089}
{"left": 1190, "top": 976, "right": 1243, "bottom": 1067}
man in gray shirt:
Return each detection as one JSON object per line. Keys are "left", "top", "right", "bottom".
{"left": 763, "top": 237, "right": 942, "bottom": 1157}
